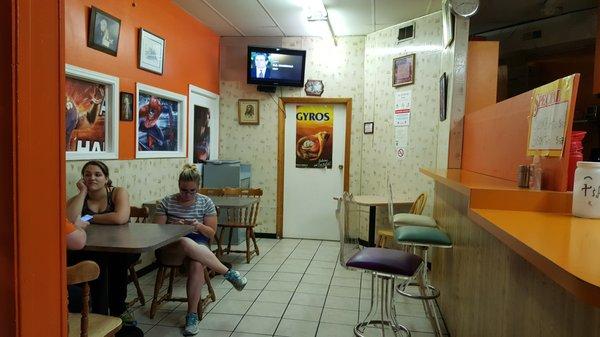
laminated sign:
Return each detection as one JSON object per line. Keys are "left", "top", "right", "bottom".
{"left": 296, "top": 105, "right": 333, "bottom": 168}
{"left": 527, "top": 74, "right": 576, "bottom": 157}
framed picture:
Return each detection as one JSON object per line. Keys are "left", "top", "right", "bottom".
{"left": 120, "top": 92, "right": 134, "bottom": 121}
{"left": 65, "top": 64, "right": 119, "bottom": 160}
{"left": 440, "top": 73, "right": 448, "bottom": 121}
{"left": 238, "top": 99, "right": 259, "bottom": 125}
{"left": 135, "top": 83, "right": 186, "bottom": 158}
{"left": 87, "top": 6, "right": 121, "bottom": 56}
{"left": 393, "top": 54, "right": 415, "bottom": 87}
{"left": 364, "top": 122, "right": 374, "bottom": 134}
{"left": 138, "top": 29, "right": 165, "bottom": 75}
{"left": 188, "top": 85, "right": 220, "bottom": 165}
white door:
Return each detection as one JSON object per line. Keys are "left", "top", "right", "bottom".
{"left": 188, "top": 85, "right": 219, "bottom": 165}
{"left": 283, "top": 103, "right": 346, "bottom": 240}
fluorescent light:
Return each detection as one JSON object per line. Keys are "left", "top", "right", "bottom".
{"left": 303, "top": 0, "right": 327, "bottom": 21}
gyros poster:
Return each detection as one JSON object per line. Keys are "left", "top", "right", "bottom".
{"left": 296, "top": 105, "right": 333, "bottom": 168}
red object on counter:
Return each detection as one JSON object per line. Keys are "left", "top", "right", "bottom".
{"left": 568, "top": 131, "right": 586, "bottom": 191}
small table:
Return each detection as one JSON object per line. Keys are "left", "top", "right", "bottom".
{"left": 84, "top": 223, "right": 193, "bottom": 253}
{"left": 353, "top": 195, "right": 411, "bottom": 247}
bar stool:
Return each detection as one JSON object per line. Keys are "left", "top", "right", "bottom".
{"left": 394, "top": 225, "right": 452, "bottom": 337}
{"left": 337, "top": 192, "right": 424, "bottom": 337}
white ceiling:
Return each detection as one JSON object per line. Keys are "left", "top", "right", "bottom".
{"left": 172, "top": 0, "right": 441, "bottom": 37}
{"left": 173, "top": 0, "right": 598, "bottom": 38}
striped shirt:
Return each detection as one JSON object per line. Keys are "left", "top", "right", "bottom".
{"left": 156, "top": 193, "right": 217, "bottom": 244}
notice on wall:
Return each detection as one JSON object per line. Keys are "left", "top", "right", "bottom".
{"left": 395, "top": 126, "right": 409, "bottom": 160}
{"left": 296, "top": 105, "right": 333, "bottom": 168}
{"left": 527, "top": 75, "right": 576, "bottom": 157}
{"left": 394, "top": 90, "right": 412, "bottom": 126}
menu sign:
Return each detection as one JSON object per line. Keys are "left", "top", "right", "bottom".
{"left": 527, "top": 75, "right": 576, "bottom": 157}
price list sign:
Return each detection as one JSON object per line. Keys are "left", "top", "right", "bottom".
{"left": 527, "top": 75, "right": 576, "bottom": 157}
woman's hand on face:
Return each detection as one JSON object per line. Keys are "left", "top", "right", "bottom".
{"left": 76, "top": 179, "right": 88, "bottom": 194}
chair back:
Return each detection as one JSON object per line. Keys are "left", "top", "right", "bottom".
{"left": 409, "top": 193, "right": 427, "bottom": 215}
{"left": 199, "top": 188, "right": 224, "bottom": 196}
{"left": 222, "top": 188, "right": 262, "bottom": 228}
{"left": 222, "top": 187, "right": 241, "bottom": 196}
{"left": 130, "top": 206, "right": 149, "bottom": 223}
{"left": 336, "top": 192, "right": 362, "bottom": 270}
{"left": 67, "top": 261, "right": 101, "bottom": 337}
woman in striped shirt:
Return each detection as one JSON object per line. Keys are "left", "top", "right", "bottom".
{"left": 155, "top": 164, "right": 247, "bottom": 336}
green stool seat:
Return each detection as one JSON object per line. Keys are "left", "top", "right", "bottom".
{"left": 394, "top": 225, "right": 453, "bottom": 247}
{"left": 393, "top": 213, "right": 437, "bottom": 227}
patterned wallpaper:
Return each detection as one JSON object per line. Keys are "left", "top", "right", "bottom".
{"left": 219, "top": 36, "right": 366, "bottom": 234}
{"left": 65, "top": 159, "right": 186, "bottom": 207}
{"left": 362, "top": 12, "right": 446, "bottom": 223}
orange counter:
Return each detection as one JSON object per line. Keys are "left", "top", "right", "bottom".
{"left": 422, "top": 168, "right": 600, "bottom": 307}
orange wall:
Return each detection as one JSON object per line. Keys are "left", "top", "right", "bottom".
{"left": 65, "top": 0, "right": 220, "bottom": 159}
{"left": 462, "top": 75, "right": 580, "bottom": 192}
{"left": 465, "top": 41, "right": 499, "bottom": 115}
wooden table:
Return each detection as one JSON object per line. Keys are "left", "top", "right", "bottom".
{"left": 353, "top": 195, "right": 411, "bottom": 247}
{"left": 84, "top": 223, "right": 193, "bottom": 253}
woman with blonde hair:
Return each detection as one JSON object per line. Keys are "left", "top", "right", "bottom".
{"left": 155, "top": 164, "right": 247, "bottom": 336}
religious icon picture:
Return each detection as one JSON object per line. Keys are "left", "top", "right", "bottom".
{"left": 120, "top": 92, "right": 134, "bottom": 121}
{"left": 238, "top": 99, "right": 259, "bottom": 125}
{"left": 392, "top": 54, "right": 415, "bottom": 87}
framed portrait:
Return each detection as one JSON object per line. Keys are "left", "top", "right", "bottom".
{"left": 238, "top": 99, "right": 259, "bottom": 125}
{"left": 364, "top": 122, "right": 374, "bottom": 134}
{"left": 439, "top": 73, "right": 448, "bottom": 122}
{"left": 65, "top": 64, "right": 119, "bottom": 160}
{"left": 188, "top": 85, "right": 220, "bottom": 165}
{"left": 135, "top": 83, "right": 186, "bottom": 158}
{"left": 392, "top": 54, "right": 415, "bottom": 87}
{"left": 138, "top": 29, "right": 165, "bottom": 75}
{"left": 87, "top": 6, "right": 121, "bottom": 56}
{"left": 120, "top": 92, "right": 134, "bottom": 121}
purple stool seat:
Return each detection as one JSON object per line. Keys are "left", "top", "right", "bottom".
{"left": 346, "top": 247, "right": 422, "bottom": 276}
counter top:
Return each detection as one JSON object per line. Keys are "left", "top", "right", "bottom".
{"left": 469, "top": 208, "right": 600, "bottom": 306}
{"left": 422, "top": 167, "right": 600, "bottom": 306}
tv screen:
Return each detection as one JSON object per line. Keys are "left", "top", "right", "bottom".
{"left": 247, "top": 46, "right": 306, "bottom": 87}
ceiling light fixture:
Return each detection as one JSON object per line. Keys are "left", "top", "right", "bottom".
{"left": 303, "top": 0, "right": 337, "bottom": 46}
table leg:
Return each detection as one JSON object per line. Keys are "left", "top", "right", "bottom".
{"left": 368, "top": 205, "right": 376, "bottom": 247}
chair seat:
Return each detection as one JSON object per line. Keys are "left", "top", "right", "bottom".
{"left": 393, "top": 214, "right": 437, "bottom": 227}
{"left": 68, "top": 313, "right": 122, "bottom": 337}
{"left": 394, "top": 225, "right": 453, "bottom": 247}
{"left": 346, "top": 247, "right": 422, "bottom": 276}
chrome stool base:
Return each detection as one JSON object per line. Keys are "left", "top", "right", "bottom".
{"left": 396, "top": 282, "right": 440, "bottom": 300}
{"left": 355, "top": 273, "right": 412, "bottom": 337}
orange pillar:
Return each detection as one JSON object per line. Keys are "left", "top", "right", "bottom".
{"left": 0, "top": 1, "right": 66, "bottom": 337}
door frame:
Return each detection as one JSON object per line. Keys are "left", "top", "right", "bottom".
{"left": 187, "top": 84, "right": 220, "bottom": 164}
{"left": 276, "top": 97, "right": 352, "bottom": 238}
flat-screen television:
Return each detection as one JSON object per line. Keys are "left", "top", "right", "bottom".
{"left": 247, "top": 46, "right": 306, "bottom": 87}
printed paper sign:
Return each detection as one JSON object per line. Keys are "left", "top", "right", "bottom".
{"left": 394, "top": 90, "right": 412, "bottom": 126}
{"left": 527, "top": 75, "right": 575, "bottom": 157}
{"left": 396, "top": 147, "right": 406, "bottom": 160}
{"left": 296, "top": 105, "right": 334, "bottom": 168}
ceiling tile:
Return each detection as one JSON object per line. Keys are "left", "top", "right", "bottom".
{"left": 173, "top": 0, "right": 242, "bottom": 36}
{"left": 205, "top": 0, "right": 280, "bottom": 36}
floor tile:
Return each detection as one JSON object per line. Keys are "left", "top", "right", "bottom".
{"left": 275, "top": 318, "right": 319, "bottom": 337}
{"left": 247, "top": 301, "right": 288, "bottom": 317}
{"left": 290, "top": 292, "right": 326, "bottom": 307}
{"left": 256, "top": 290, "right": 294, "bottom": 304}
{"left": 251, "top": 263, "right": 280, "bottom": 272}
{"left": 224, "top": 289, "right": 261, "bottom": 301}
{"left": 197, "top": 313, "right": 243, "bottom": 331}
{"left": 320, "top": 308, "right": 358, "bottom": 326}
{"left": 301, "top": 274, "right": 332, "bottom": 285}
{"left": 231, "top": 333, "right": 274, "bottom": 337}
{"left": 265, "top": 280, "right": 300, "bottom": 292}
{"left": 241, "top": 278, "right": 269, "bottom": 290}
{"left": 272, "top": 272, "right": 303, "bottom": 282}
{"left": 324, "top": 296, "right": 359, "bottom": 310}
{"left": 309, "top": 260, "right": 337, "bottom": 269}
{"left": 133, "top": 307, "right": 170, "bottom": 325}
{"left": 305, "top": 266, "right": 334, "bottom": 276}
{"left": 279, "top": 263, "right": 309, "bottom": 273}
{"left": 235, "top": 315, "right": 280, "bottom": 335}
{"left": 245, "top": 270, "right": 276, "bottom": 280}
{"left": 316, "top": 322, "right": 357, "bottom": 337}
{"left": 157, "top": 309, "right": 186, "bottom": 327}
{"left": 330, "top": 277, "right": 360, "bottom": 288}
{"left": 137, "top": 323, "right": 154, "bottom": 333}
{"left": 327, "top": 286, "right": 360, "bottom": 298}
{"left": 210, "top": 299, "right": 254, "bottom": 315}
{"left": 283, "top": 304, "right": 323, "bottom": 322}
{"left": 296, "top": 282, "right": 329, "bottom": 295}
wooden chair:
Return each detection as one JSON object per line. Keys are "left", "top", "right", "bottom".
{"left": 199, "top": 188, "right": 224, "bottom": 196}
{"left": 67, "top": 261, "right": 122, "bottom": 337}
{"left": 148, "top": 252, "right": 216, "bottom": 320}
{"left": 216, "top": 188, "right": 262, "bottom": 263}
{"left": 376, "top": 193, "right": 427, "bottom": 248}
{"left": 127, "top": 206, "right": 149, "bottom": 308}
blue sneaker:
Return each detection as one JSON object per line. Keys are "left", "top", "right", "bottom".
{"left": 183, "top": 312, "right": 199, "bottom": 336}
{"left": 224, "top": 269, "right": 247, "bottom": 291}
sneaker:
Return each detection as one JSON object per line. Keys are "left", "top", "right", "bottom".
{"left": 183, "top": 312, "right": 200, "bottom": 336}
{"left": 223, "top": 269, "right": 247, "bottom": 291}
{"left": 119, "top": 310, "right": 137, "bottom": 326}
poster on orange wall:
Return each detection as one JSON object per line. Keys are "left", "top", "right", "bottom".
{"left": 65, "top": 77, "right": 107, "bottom": 153}
{"left": 296, "top": 105, "right": 333, "bottom": 168}
{"left": 527, "top": 74, "right": 576, "bottom": 157}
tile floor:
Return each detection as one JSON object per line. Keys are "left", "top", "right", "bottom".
{"left": 127, "top": 238, "right": 449, "bottom": 337}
